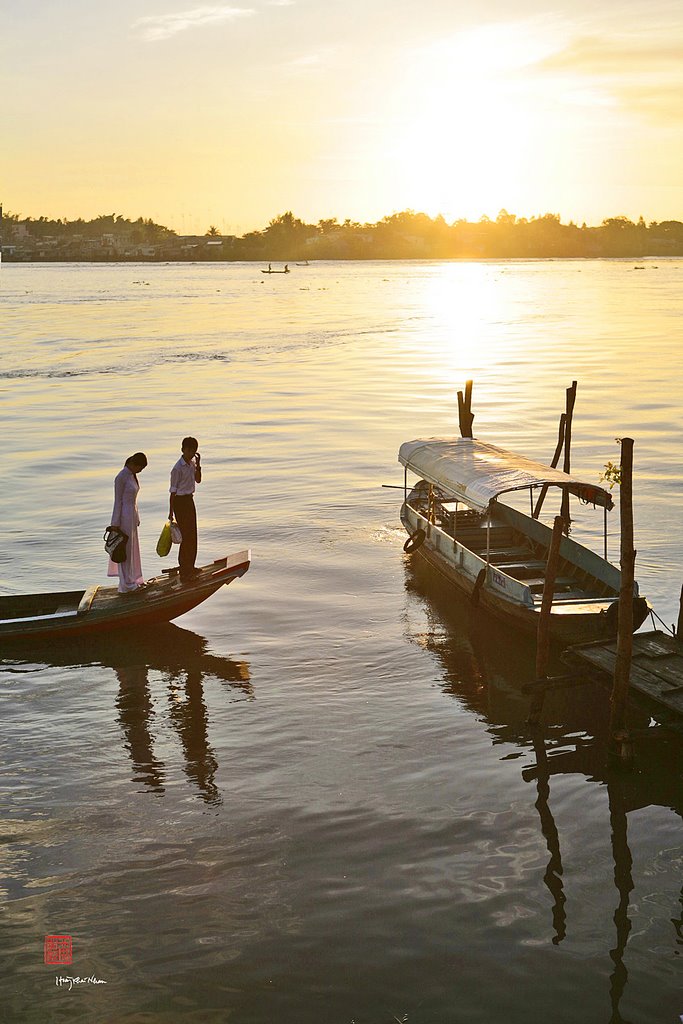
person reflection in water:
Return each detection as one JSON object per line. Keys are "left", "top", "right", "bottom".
{"left": 108, "top": 452, "right": 148, "bottom": 593}
{"left": 115, "top": 662, "right": 220, "bottom": 804}
{"left": 115, "top": 663, "right": 165, "bottom": 794}
{"left": 167, "top": 669, "right": 220, "bottom": 805}
{"left": 112, "top": 625, "right": 253, "bottom": 806}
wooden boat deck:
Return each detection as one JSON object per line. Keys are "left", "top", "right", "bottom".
{"left": 565, "top": 631, "right": 683, "bottom": 720}
{"left": 399, "top": 481, "right": 654, "bottom": 645}
{"left": 413, "top": 494, "right": 617, "bottom": 606}
{"left": 0, "top": 552, "right": 250, "bottom": 639}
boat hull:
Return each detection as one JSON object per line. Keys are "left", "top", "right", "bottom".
{"left": 400, "top": 501, "right": 647, "bottom": 645}
{"left": 411, "top": 538, "right": 622, "bottom": 645}
{"left": 0, "top": 553, "right": 250, "bottom": 641}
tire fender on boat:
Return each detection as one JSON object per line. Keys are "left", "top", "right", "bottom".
{"left": 403, "top": 528, "right": 426, "bottom": 553}
{"left": 471, "top": 567, "right": 487, "bottom": 606}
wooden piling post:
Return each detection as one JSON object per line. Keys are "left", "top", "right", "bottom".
{"left": 533, "top": 412, "right": 567, "bottom": 519}
{"left": 560, "top": 381, "right": 577, "bottom": 531}
{"left": 677, "top": 585, "right": 683, "bottom": 641}
{"left": 527, "top": 515, "right": 565, "bottom": 725}
{"left": 609, "top": 437, "right": 635, "bottom": 764}
{"left": 457, "top": 380, "right": 474, "bottom": 438}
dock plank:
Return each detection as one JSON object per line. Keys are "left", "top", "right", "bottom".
{"left": 565, "top": 630, "right": 683, "bottom": 718}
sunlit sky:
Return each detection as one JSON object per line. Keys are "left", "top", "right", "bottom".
{"left": 3, "top": 0, "right": 683, "bottom": 233}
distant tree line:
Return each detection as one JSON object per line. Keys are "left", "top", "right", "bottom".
{"left": 2, "top": 208, "right": 683, "bottom": 260}
{"left": 2, "top": 212, "right": 174, "bottom": 242}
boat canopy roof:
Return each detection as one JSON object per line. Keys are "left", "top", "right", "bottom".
{"left": 399, "top": 437, "right": 614, "bottom": 512}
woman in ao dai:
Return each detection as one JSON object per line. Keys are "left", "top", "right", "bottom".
{"left": 108, "top": 453, "right": 147, "bottom": 593}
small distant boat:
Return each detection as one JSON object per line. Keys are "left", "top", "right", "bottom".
{"left": 295, "top": 261, "right": 310, "bottom": 266}
{"left": 0, "top": 551, "right": 250, "bottom": 640}
{"left": 261, "top": 265, "right": 290, "bottom": 274}
{"left": 398, "top": 437, "right": 648, "bottom": 644}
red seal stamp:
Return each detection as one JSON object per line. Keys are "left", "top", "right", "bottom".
{"left": 44, "top": 935, "right": 72, "bottom": 965}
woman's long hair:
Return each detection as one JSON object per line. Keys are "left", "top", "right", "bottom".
{"left": 125, "top": 452, "right": 148, "bottom": 470}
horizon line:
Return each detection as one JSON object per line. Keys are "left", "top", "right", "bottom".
{"left": 3, "top": 207, "right": 682, "bottom": 237}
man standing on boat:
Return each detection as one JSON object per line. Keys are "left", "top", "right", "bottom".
{"left": 169, "top": 437, "right": 202, "bottom": 581}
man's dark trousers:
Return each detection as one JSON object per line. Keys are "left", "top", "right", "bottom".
{"left": 174, "top": 494, "right": 197, "bottom": 575}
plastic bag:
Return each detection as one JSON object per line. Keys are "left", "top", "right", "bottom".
{"left": 170, "top": 522, "right": 182, "bottom": 545}
{"left": 156, "top": 521, "right": 172, "bottom": 557}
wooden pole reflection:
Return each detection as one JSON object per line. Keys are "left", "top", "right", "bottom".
{"left": 531, "top": 733, "right": 566, "bottom": 944}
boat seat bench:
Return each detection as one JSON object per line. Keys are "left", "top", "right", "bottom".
{"left": 526, "top": 577, "right": 584, "bottom": 592}
{"left": 478, "top": 546, "right": 530, "bottom": 558}
{"left": 456, "top": 528, "right": 515, "bottom": 542}
{"left": 463, "top": 545, "right": 530, "bottom": 559}
{"left": 539, "top": 597, "right": 617, "bottom": 609}
{"left": 494, "top": 560, "right": 547, "bottom": 575}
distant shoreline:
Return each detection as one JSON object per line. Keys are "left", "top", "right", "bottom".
{"left": 2, "top": 210, "right": 683, "bottom": 261}
{"left": 1, "top": 255, "right": 680, "bottom": 265}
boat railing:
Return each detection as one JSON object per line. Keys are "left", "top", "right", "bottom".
{"left": 497, "top": 503, "right": 623, "bottom": 594}
{"left": 405, "top": 504, "right": 534, "bottom": 607}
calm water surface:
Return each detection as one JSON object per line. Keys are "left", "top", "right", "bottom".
{"left": 1, "top": 261, "right": 682, "bottom": 1023}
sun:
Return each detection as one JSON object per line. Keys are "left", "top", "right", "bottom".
{"left": 381, "top": 23, "right": 561, "bottom": 219}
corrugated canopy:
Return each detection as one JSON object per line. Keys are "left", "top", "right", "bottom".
{"left": 399, "top": 437, "right": 614, "bottom": 511}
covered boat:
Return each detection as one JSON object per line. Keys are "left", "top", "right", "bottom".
{"left": 398, "top": 437, "right": 648, "bottom": 644}
{"left": 0, "top": 551, "right": 250, "bottom": 641}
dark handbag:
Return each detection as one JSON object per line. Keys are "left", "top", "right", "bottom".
{"left": 104, "top": 526, "right": 128, "bottom": 563}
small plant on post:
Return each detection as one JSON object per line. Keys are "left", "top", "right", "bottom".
{"left": 601, "top": 438, "right": 623, "bottom": 490}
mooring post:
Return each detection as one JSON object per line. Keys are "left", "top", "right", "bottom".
{"left": 533, "top": 412, "right": 567, "bottom": 520}
{"left": 560, "top": 381, "right": 577, "bottom": 531}
{"left": 609, "top": 437, "right": 635, "bottom": 765}
{"left": 527, "top": 515, "right": 565, "bottom": 725}
{"left": 457, "top": 380, "right": 474, "bottom": 438}
{"left": 677, "top": 584, "right": 683, "bottom": 640}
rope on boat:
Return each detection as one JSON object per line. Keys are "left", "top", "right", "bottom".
{"left": 648, "top": 606, "right": 676, "bottom": 637}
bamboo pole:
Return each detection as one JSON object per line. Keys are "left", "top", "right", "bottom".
{"left": 677, "top": 584, "right": 683, "bottom": 641}
{"left": 609, "top": 438, "right": 635, "bottom": 763}
{"left": 457, "top": 380, "right": 474, "bottom": 438}
{"left": 533, "top": 412, "right": 567, "bottom": 519}
{"left": 527, "top": 515, "right": 565, "bottom": 725}
{"left": 560, "top": 382, "right": 577, "bottom": 530}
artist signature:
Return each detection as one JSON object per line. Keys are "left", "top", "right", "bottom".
{"left": 55, "top": 975, "right": 107, "bottom": 991}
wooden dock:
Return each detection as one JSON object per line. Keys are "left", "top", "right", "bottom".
{"left": 565, "top": 630, "right": 683, "bottom": 721}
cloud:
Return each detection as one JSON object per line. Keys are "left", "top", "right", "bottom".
{"left": 279, "top": 49, "right": 336, "bottom": 75}
{"left": 134, "top": 5, "right": 255, "bottom": 42}
{"left": 618, "top": 82, "right": 683, "bottom": 122}
{"left": 539, "top": 33, "right": 683, "bottom": 74}
{"left": 535, "top": 29, "right": 683, "bottom": 121}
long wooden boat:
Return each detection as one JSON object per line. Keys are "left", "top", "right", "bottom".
{"left": 0, "top": 551, "right": 250, "bottom": 641}
{"left": 398, "top": 438, "right": 648, "bottom": 644}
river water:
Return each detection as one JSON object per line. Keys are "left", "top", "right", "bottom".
{"left": 1, "top": 260, "right": 681, "bottom": 1023}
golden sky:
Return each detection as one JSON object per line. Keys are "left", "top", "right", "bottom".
{"left": 3, "top": 0, "right": 683, "bottom": 233}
